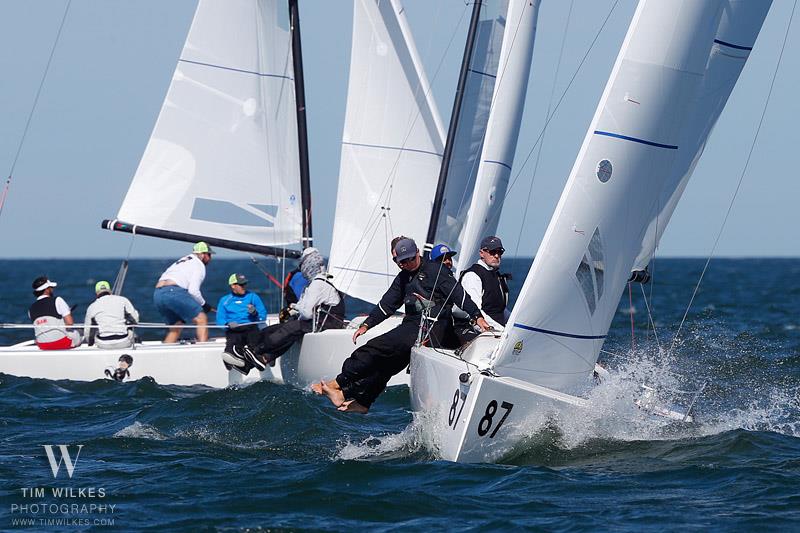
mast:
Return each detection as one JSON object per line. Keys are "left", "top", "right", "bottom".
{"left": 289, "top": 0, "right": 313, "bottom": 249}
{"left": 423, "top": 0, "right": 483, "bottom": 253}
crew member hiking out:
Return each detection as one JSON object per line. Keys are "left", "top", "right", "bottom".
{"left": 313, "top": 238, "right": 488, "bottom": 413}
{"left": 234, "top": 248, "right": 344, "bottom": 372}
{"left": 153, "top": 242, "right": 215, "bottom": 343}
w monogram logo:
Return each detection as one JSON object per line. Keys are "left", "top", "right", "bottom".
{"left": 42, "top": 445, "right": 83, "bottom": 478}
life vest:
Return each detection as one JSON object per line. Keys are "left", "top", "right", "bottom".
{"left": 316, "top": 278, "right": 346, "bottom": 330}
{"left": 460, "top": 264, "right": 509, "bottom": 326}
{"left": 28, "top": 297, "right": 70, "bottom": 348}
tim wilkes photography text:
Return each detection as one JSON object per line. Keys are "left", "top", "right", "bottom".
{"left": 8, "top": 445, "right": 117, "bottom": 529}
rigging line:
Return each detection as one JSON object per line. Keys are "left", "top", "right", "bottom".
{"left": 513, "top": 0, "right": 574, "bottom": 257}
{"left": 638, "top": 282, "right": 661, "bottom": 352}
{"left": 0, "top": 0, "right": 72, "bottom": 221}
{"left": 628, "top": 282, "right": 635, "bottom": 352}
{"left": 669, "top": 0, "right": 797, "bottom": 355}
{"left": 335, "top": 5, "right": 469, "bottom": 273}
{"left": 489, "top": 0, "right": 621, "bottom": 217}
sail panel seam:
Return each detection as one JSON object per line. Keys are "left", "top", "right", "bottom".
{"left": 178, "top": 58, "right": 293, "bottom": 79}
{"left": 341, "top": 141, "right": 442, "bottom": 158}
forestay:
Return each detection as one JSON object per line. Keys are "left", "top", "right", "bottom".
{"left": 328, "top": 0, "right": 446, "bottom": 305}
{"left": 454, "top": 0, "right": 541, "bottom": 272}
{"left": 117, "top": 0, "right": 303, "bottom": 247}
{"left": 433, "top": 1, "right": 507, "bottom": 255}
{"left": 490, "top": 0, "right": 771, "bottom": 392}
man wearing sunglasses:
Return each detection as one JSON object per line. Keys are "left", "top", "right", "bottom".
{"left": 314, "top": 237, "right": 488, "bottom": 413}
{"left": 459, "top": 235, "right": 510, "bottom": 332}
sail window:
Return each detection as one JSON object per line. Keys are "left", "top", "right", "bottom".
{"left": 575, "top": 227, "right": 605, "bottom": 314}
{"left": 588, "top": 228, "right": 604, "bottom": 300}
{"left": 576, "top": 255, "right": 596, "bottom": 313}
{"left": 596, "top": 159, "right": 612, "bottom": 183}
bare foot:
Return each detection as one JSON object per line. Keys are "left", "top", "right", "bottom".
{"left": 310, "top": 381, "right": 324, "bottom": 395}
{"left": 337, "top": 399, "right": 369, "bottom": 414}
{"left": 321, "top": 380, "right": 345, "bottom": 407}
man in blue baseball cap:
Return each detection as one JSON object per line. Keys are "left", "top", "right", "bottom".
{"left": 429, "top": 243, "right": 457, "bottom": 270}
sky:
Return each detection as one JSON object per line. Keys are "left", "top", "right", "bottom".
{"left": 0, "top": 0, "right": 798, "bottom": 259}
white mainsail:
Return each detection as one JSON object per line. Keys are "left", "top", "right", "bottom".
{"left": 454, "top": 0, "right": 540, "bottom": 271}
{"left": 117, "top": 0, "right": 303, "bottom": 248}
{"left": 632, "top": 0, "right": 773, "bottom": 270}
{"left": 328, "top": 0, "right": 446, "bottom": 305}
{"left": 490, "top": 0, "right": 772, "bottom": 392}
{"left": 433, "top": 1, "right": 508, "bottom": 254}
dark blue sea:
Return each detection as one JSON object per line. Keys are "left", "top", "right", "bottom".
{"left": 0, "top": 257, "right": 798, "bottom": 531}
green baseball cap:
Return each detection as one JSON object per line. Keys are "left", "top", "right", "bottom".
{"left": 193, "top": 241, "right": 215, "bottom": 254}
{"left": 228, "top": 273, "right": 248, "bottom": 286}
{"left": 95, "top": 280, "right": 111, "bottom": 294}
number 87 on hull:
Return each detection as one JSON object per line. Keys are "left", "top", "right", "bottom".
{"left": 409, "top": 335, "right": 588, "bottom": 464}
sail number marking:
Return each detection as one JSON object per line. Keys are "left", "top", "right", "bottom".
{"left": 448, "top": 389, "right": 468, "bottom": 429}
{"left": 477, "top": 400, "right": 514, "bottom": 438}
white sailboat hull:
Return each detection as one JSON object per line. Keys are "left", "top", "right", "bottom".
{"left": 410, "top": 338, "right": 589, "bottom": 463}
{"left": 0, "top": 338, "right": 278, "bottom": 388}
{"left": 0, "top": 315, "right": 411, "bottom": 390}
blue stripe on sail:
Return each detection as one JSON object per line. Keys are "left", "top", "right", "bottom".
{"left": 714, "top": 39, "right": 753, "bottom": 51}
{"left": 593, "top": 131, "right": 678, "bottom": 150}
{"left": 332, "top": 266, "right": 394, "bottom": 278}
{"left": 468, "top": 68, "right": 497, "bottom": 79}
{"left": 342, "top": 141, "right": 442, "bottom": 158}
{"left": 178, "top": 59, "right": 293, "bottom": 80}
{"left": 484, "top": 160, "right": 512, "bottom": 171}
{"left": 513, "top": 323, "right": 607, "bottom": 340}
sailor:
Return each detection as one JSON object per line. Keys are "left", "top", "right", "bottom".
{"left": 313, "top": 238, "right": 488, "bottom": 413}
{"left": 217, "top": 273, "right": 267, "bottom": 370}
{"left": 459, "top": 235, "right": 510, "bottom": 331}
{"left": 28, "top": 276, "right": 82, "bottom": 350}
{"left": 153, "top": 242, "right": 215, "bottom": 343}
{"left": 240, "top": 248, "right": 344, "bottom": 371}
{"left": 278, "top": 247, "right": 316, "bottom": 322}
{"left": 84, "top": 280, "right": 140, "bottom": 349}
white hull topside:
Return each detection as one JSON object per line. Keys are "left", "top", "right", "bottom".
{"left": 410, "top": 336, "right": 590, "bottom": 464}
{"left": 0, "top": 315, "right": 408, "bottom": 390}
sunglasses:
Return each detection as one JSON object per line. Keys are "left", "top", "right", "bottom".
{"left": 482, "top": 248, "right": 504, "bottom": 257}
{"left": 395, "top": 256, "right": 416, "bottom": 266}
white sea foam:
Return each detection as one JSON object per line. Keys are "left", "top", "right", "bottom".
{"left": 335, "top": 410, "right": 441, "bottom": 461}
{"left": 113, "top": 421, "right": 167, "bottom": 441}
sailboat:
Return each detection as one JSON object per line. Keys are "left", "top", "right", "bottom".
{"left": 276, "top": 0, "right": 541, "bottom": 389}
{"left": 409, "top": 0, "right": 773, "bottom": 463}
{"left": 0, "top": 0, "right": 309, "bottom": 387}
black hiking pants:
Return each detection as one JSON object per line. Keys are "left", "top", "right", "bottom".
{"left": 225, "top": 324, "right": 261, "bottom": 353}
{"left": 336, "top": 319, "right": 448, "bottom": 408}
{"left": 255, "top": 319, "right": 313, "bottom": 359}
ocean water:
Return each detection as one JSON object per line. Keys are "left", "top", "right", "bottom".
{"left": 0, "top": 257, "right": 798, "bottom": 531}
